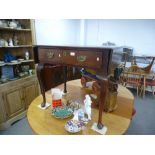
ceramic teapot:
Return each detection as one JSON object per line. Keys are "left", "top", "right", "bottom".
{"left": 9, "top": 20, "right": 17, "bottom": 28}
{"left": 0, "top": 20, "right": 7, "bottom": 27}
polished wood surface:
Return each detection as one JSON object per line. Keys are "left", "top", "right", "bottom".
{"left": 27, "top": 79, "right": 134, "bottom": 135}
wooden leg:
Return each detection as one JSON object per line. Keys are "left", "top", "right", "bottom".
{"left": 151, "top": 86, "right": 154, "bottom": 96}
{"left": 63, "top": 66, "right": 67, "bottom": 94}
{"left": 143, "top": 76, "right": 146, "bottom": 98}
{"left": 97, "top": 78, "right": 108, "bottom": 129}
{"left": 137, "top": 86, "right": 139, "bottom": 96}
{"left": 37, "top": 63, "right": 46, "bottom": 107}
{"left": 140, "top": 85, "right": 143, "bottom": 96}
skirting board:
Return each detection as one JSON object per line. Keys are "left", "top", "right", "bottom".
{"left": 0, "top": 111, "right": 26, "bottom": 130}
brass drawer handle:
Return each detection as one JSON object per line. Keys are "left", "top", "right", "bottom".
{"left": 77, "top": 55, "right": 87, "bottom": 62}
{"left": 47, "top": 51, "right": 54, "bottom": 59}
{"left": 63, "top": 51, "right": 67, "bottom": 56}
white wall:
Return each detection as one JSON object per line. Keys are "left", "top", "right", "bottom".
{"left": 35, "top": 19, "right": 155, "bottom": 56}
{"left": 84, "top": 19, "right": 155, "bottom": 56}
{"left": 35, "top": 19, "right": 81, "bottom": 46}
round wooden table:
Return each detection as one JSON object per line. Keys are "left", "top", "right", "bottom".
{"left": 27, "top": 79, "right": 134, "bottom": 135}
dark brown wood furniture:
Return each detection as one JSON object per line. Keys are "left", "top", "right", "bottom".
{"left": 33, "top": 45, "right": 124, "bottom": 130}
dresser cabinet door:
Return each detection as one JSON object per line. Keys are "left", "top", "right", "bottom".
{"left": 3, "top": 87, "right": 25, "bottom": 119}
{"left": 0, "top": 94, "right": 7, "bottom": 123}
{"left": 23, "top": 82, "right": 39, "bottom": 109}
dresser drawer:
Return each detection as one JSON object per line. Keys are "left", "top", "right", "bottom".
{"left": 76, "top": 51, "right": 103, "bottom": 69}
{"left": 38, "top": 48, "right": 62, "bottom": 63}
{"left": 62, "top": 50, "right": 78, "bottom": 65}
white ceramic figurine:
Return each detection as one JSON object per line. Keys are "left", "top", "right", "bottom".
{"left": 84, "top": 95, "right": 92, "bottom": 120}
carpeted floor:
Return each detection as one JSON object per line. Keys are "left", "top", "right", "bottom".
{"left": 125, "top": 88, "right": 155, "bottom": 135}
{"left": 0, "top": 88, "right": 155, "bottom": 135}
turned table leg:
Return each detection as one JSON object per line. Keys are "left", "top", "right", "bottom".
{"left": 37, "top": 63, "right": 46, "bottom": 107}
{"left": 97, "top": 78, "right": 108, "bottom": 129}
{"left": 63, "top": 66, "right": 67, "bottom": 94}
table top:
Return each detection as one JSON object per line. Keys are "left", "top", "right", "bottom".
{"left": 27, "top": 79, "right": 134, "bottom": 135}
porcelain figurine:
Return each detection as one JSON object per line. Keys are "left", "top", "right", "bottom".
{"left": 8, "top": 38, "right": 13, "bottom": 46}
{"left": 72, "top": 110, "right": 79, "bottom": 121}
{"left": 13, "top": 35, "right": 19, "bottom": 46}
{"left": 25, "top": 51, "right": 29, "bottom": 60}
{"left": 84, "top": 95, "right": 92, "bottom": 120}
{"left": 72, "top": 109, "right": 85, "bottom": 122}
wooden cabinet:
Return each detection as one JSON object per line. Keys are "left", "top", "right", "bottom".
{"left": 0, "top": 75, "right": 39, "bottom": 130}
{"left": 3, "top": 86, "right": 25, "bottom": 119}
{"left": 0, "top": 19, "right": 39, "bottom": 130}
{"left": 0, "top": 94, "right": 7, "bottom": 123}
{"left": 23, "top": 81, "right": 39, "bottom": 108}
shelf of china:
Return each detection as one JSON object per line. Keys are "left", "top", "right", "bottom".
{"left": 0, "top": 59, "right": 34, "bottom": 66}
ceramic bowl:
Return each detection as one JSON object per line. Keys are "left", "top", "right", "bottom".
{"left": 51, "top": 106, "right": 73, "bottom": 119}
{"left": 65, "top": 120, "right": 84, "bottom": 133}
{"left": 0, "top": 78, "right": 8, "bottom": 83}
{"left": 9, "top": 22, "right": 17, "bottom": 28}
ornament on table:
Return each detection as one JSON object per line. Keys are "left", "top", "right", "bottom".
{"left": 72, "top": 110, "right": 79, "bottom": 121}
{"left": 84, "top": 94, "right": 92, "bottom": 120}
{"left": 65, "top": 119, "right": 84, "bottom": 133}
{"left": 72, "top": 108, "right": 88, "bottom": 122}
{"left": 51, "top": 88, "right": 63, "bottom": 108}
{"left": 51, "top": 106, "right": 73, "bottom": 119}
{"left": 68, "top": 100, "right": 80, "bottom": 111}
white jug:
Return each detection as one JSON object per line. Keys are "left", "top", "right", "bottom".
{"left": 51, "top": 88, "right": 63, "bottom": 100}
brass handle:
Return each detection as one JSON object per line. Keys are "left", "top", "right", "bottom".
{"left": 77, "top": 55, "right": 87, "bottom": 62}
{"left": 47, "top": 51, "right": 54, "bottom": 59}
{"left": 63, "top": 51, "right": 67, "bottom": 56}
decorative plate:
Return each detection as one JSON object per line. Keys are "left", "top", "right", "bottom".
{"left": 51, "top": 106, "right": 73, "bottom": 119}
{"left": 18, "top": 59, "right": 24, "bottom": 61}
{"left": 0, "top": 61, "right": 4, "bottom": 64}
{"left": 65, "top": 120, "right": 84, "bottom": 133}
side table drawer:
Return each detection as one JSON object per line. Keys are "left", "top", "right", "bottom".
{"left": 76, "top": 51, "right": 103, "bottom": 69}
{"left": 62, "top": 50, "right": 78, "bottom": 65}
{"left": 38, "top": 48, "right": 62, "bottom": 63}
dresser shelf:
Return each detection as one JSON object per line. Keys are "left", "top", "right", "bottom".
{"left": 0, "top": 27, "right": 31, "bottom": 32}
{"left": 0, "top": 45, "right": 32, "bottom": 48}
{"left": 0, "top": 59, "right": 34, "bottom": 66}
